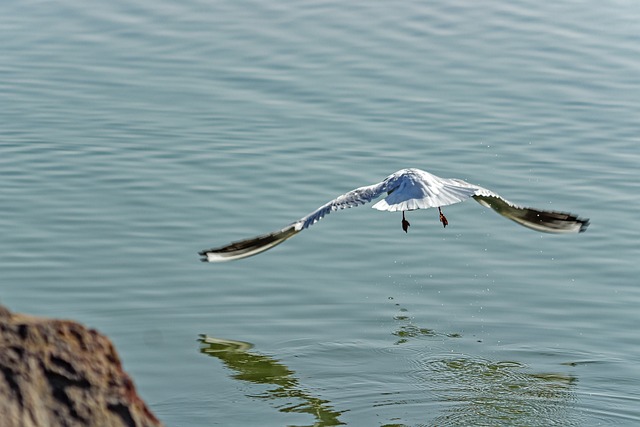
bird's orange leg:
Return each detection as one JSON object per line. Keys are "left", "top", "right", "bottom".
{"left": 438, "top": 207, "right": 448, "bottom": 228}
{"left": 402, "top": 211, "right": 410, "bottom": 233}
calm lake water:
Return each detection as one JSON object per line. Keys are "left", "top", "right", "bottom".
{"left": 2, "top": 1, "right": 640, "bottom": 425}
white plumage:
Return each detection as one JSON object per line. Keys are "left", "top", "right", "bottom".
{"left": 199, "top": 168, "right": 589, "bottom": 262}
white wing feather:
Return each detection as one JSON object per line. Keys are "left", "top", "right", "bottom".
{"left": 297, "top": 180, "right": 391, "bottom": 229}
{"left": 372, "top": 169, "right": 478, "bottom": 211}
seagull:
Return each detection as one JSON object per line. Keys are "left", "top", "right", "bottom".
{"left": 199, "top": 168, "right": 589, "bottom": 262}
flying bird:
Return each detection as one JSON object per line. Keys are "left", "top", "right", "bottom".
{"left": 199, "top": 168, "right": 589, "bottom": 262}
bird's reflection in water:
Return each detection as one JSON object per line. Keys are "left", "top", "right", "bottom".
{"left": 200, "top": 307, "right": 579, "bottom": 427}
{"left": 198, "top": 334, "right": 345, "bottom": 427}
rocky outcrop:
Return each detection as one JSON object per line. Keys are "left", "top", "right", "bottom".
{"left": 0, "top": 305, "right": 163, "bottom": 427}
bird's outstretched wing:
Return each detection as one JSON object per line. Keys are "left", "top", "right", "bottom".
{"left": 472, "top": 187, "right": 589, "bottom": 233}
{"left": 199, "top": 178, "right": 393, "bottom": 262}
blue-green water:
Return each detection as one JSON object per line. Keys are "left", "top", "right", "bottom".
{"left": 2, "top": 1, "right": 639, "bottom": 425}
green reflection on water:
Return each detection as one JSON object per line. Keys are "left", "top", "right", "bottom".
{"left": 198, "top": 334, "right": 345, "bottom": 427}
{"left": 423, "top": 356, "right": 578, "bottom": 427}
{"left": 387, "top": 304, "right": 579, "bottom": 426}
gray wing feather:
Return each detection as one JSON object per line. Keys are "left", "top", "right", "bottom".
{"left": 472, "top": 187, "right": 589, "bottom": 233}
{"left": 198, "top": 223, "right": 300, "bottom": 262}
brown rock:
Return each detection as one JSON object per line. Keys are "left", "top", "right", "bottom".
{"left": 0, "top": 305, "right": 163, "bottom": 427}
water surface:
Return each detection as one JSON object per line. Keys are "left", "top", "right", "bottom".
{"left": 2, "top": 0, "right": 640, "bottom": 425}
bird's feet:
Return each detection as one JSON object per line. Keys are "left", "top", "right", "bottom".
{"left": 402, "top": 211, "right": 410, "bottom": 233}
{"left": 438, "top": 207, "right": 448, "bottom": 228}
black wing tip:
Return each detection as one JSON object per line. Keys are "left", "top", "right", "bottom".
{"left": 198, "top": 249, "right": 213, "bottom": 262}
{"left": 540, "top": 211, "right": 590, "bottom": 233}
{"left": 578, "top": 217, "right": 590, "bottom": 233}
